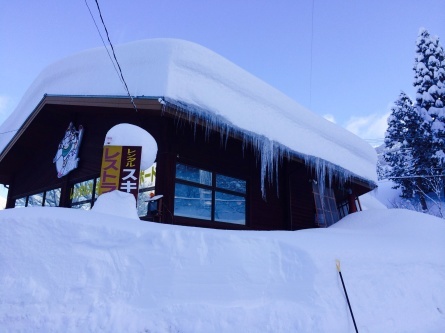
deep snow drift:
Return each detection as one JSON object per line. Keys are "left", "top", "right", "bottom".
{"left": 0, "top": 192, "right": 444, "bottom": 332}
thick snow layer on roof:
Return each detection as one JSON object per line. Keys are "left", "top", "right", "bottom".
{"left": 0, "top": 38, "right": 377, "bottom": 183}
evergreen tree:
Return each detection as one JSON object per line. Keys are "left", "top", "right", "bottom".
{"left": 414, "top": 29, "right": 437, "bottom": 112}
{"left": 428, "top": 36, "right": 445, "bottom": 167}
{"left": 384, "top": 92, "right": 423, "bottom": 198}
{"left": 413, "top": 29, "right": 445, "bottom": 169}
{"left": 383, "top": 28, "right": 444, "bottom": 212}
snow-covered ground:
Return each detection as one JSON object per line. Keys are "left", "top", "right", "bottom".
{"left": 0, "top": 190, "right": 444, "bottom": 333}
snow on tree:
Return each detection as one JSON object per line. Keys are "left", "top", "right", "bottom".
{"left": 384, "top": 92, "right": 424, "bottom": 199}
{"left": 406, "top": 28, "right": 445, "bottom": 210}
{"left": 428, "top": 36, "right": 445, "bottom": 167}
{"left": 413, "top": 28, "right": 445, "bottom": 169}
{"left": 414, "top": 29, "right": 438, "bottom": 112}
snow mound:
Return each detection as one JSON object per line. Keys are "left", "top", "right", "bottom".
{"left": 359, "top": 190, "right": 388, "bottom": 210}
{"left": 104, "top": 123, "right": 157, "bottom": 170}
{"left": 0, "top": 207, "right": 443, "bottom": 332}
{"left": 91, "top": 190, "right": 139, "bottom": 220}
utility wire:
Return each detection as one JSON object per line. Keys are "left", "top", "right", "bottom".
{"left": 382, "top": 174, "right": 445, "bottom": 180}
{"left": 0, "top": 129, "right": 20, "bottom": 135}
{"left": 88, "top": 0, "right": 138, "bottom": 112}
{"left": 84, "top": 0, "right": 123, "bottom": 86}
{"left": 309, "top": 0, "right": 315, "bottom": 109}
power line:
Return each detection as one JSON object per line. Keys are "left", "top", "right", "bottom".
{"left": 309, "top": 0, "right": 315, "bottom": 109}
{"left": 86, "top": 0, "right": 138, "bottom": 112}
{"left": 383, "top": 174, "right": 445, "bottom": 180}
{"left": 0, "top": 129, "right": 19, "bottom": 135}
{"left": 83, "top": 0, "right": 123, "bottom": 86}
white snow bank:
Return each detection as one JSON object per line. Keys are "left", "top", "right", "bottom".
{"left": 91, "top": 190, "right": 139, "bottom": 220}
{"left": 0, "top": 39, "right": 377, "bottom": 184}
{"left": 359, "top": 189, "right": 388, "bottom": 210}
{"left": 0, "top": 204, "right": 443, "bottom": 332}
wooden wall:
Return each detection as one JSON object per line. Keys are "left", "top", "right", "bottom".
{"left": 288, "top": 164, "right": 317, "bottom": 230}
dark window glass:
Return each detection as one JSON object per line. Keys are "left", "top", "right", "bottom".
{"left": 174, "top": 163, "right": 246, "bottom": 225}
{"left": 215, "top": 191, "right": 245, "bottom": 224}
{"left": 216, "top": 174, "right": 246, "bottom": 194}
{"left": 174, "top": 183, "right": 211, "bottom": 220}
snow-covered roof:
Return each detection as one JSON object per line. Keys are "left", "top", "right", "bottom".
{"left": 0, "top": 38, "right": 377, "bottom": 184}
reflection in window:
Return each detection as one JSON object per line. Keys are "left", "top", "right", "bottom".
{"left": 28, "top": 193, "right": 44, "bottom": 207}
{"left": 174, "top": 163, "right": 246, "bottom": 225}
{"left": 71, "top": 202, "right": 93, "bottom": 211}
{"left": 176, "top": 164, "right": 212, "bottom": 186}
{"left": 312, "top": 182, "right": 340, "bottom": 227}
{"left": 70, "top": 178, "right": 99, "bottom": 210}
{"left": 216, "top": 174, "right": 246, "bottom": 193}
{"left": 44, "top": 188, "right": 61, "bottom": 207}
{"left": 137, "top": 190, "right": 154, "bottom": 217}
{"left": 215, "top": 191, "right": 245, "bottom": 224}
{"left": 174, "top": 183, "right": 211, "bottom": 220}
{"left": 14, "top": 188, "right": 61, "bottom": 208}
{"left": 15, "top": 197, "right": 27, "bottom": 208}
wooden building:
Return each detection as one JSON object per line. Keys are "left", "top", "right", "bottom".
{"left": 0, "top": 39, "right": 377, "bottom": 230}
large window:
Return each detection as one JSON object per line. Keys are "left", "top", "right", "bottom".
{"left": 174, "top": 163, "right": 246, "bottom": 225}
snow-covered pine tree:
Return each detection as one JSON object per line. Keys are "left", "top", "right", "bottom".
{"left": 414, "top": 29, "right": 438, "bottom": 113}
{"left": 413, "top": 28, "right": 445, "bottom": 203}
{"left": 384, "top": 92, "right": 423, "bottom": 198}
{"left": 428, "top": 36, "right": 445, "bottom": 168}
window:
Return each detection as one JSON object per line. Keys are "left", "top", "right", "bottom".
{"left": 337, "top": 195, "right": 361, "bottom": 219}
{"left": 15, "top": 197, "right": 27, "bottom": 208}
{"left": 312, "top": 182, "right": 340, "bottom": 227}
{"left": 174, "top": 163, "right": 246, "bottom": 225}
{"left": 15, "top": 188, "right": 61, "bottom": 208}
{"left": 45, "top": 188, "right": 62, "bottom": 207}
{"left": 70, "top": 178, "right": 99, "bottom": 210}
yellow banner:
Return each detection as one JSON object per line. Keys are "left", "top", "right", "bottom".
{"left": 98, "top": 146, "right": 122, "bottom": 195}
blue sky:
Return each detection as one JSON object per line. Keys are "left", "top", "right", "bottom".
{"left": 1, "top": 0, "right": 444, "bottom": 146}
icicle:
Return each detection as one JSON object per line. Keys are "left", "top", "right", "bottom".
{"left": 162, "top": 97, "right": 376, "bottom": 200}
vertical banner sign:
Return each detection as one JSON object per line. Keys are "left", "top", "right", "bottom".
{"left": 98, "top": 146, "right": 142, "bottom": 201}
{"left": 53, "top": 122, "right": 84, "bottom": 178}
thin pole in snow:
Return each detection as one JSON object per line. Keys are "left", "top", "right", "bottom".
{"left": 336, "top": 260, "right": 359, "bottom": 333}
